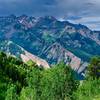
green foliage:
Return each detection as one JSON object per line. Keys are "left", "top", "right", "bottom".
{"left": 1, "top": 52, "right": 100, "bottom": 100}
{"left": 74, "top": 56, "right": 100, "bottom": 100}
{"left": 19, "top": 87, "right": 37, "bottom": 100}
{"left": 19, "top": 62, "right": 78, "bottom": 100}
{"left": 5, "top": 84, "right": 18, "bottom": 100}
{"left": 87, "top": 56, "right": 100, "bottom": 79}
{"left": 26, "top": 60, "right": 39, "bottom": 69}
{"left": 0, "top": 70, "right": 10, "bottom": 100}
{"left": 40, "top": 62, "right": 78, "bottom": 100}
{"left": 74, "top": 79, "right": 100, "bottom": 100}
{"left": 0, "top": 52, "right": 28, "bottom": 99}
{"left": 0, "top": 52, "right": 78, "bottom": 100}
{"left": 0, "top": 52, "right": 28, "bottom": 86}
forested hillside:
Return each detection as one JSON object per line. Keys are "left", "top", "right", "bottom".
{"left": 0, "top": 52, "right": 100, "bottom": 100}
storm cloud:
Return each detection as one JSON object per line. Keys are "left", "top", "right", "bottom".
{"left": 0, "top": 0, "right": 100, "bottom": 30}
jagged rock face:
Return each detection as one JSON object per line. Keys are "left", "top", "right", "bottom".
{"left": 89, "top": 31, "right": 100, "bottom": 45}
{"left": 42, "top": 43, "right": 82, "bottom": 70}
{"left": 20, "top": 51, "right": 50, "bottom": 69}
{"left": 0, "top": 15, "right": 100, "bottom": 73}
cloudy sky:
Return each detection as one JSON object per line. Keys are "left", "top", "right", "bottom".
{"left": 0, "top": 0, "right": 100, "bottom": 30}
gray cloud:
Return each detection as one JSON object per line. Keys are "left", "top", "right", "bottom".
{"left": 0, "top": 0, "right": 100, "bottom": 30}
{"left": 0, "top": 0, "right": 93, "bottom": 16}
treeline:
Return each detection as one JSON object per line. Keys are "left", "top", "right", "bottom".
{"left": 0, "top": 52, "right": 28, "bottom": 86}
{"left": 0, "top": 52, "right": 100, "bottom": 100}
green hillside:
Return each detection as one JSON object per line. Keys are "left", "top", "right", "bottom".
{"left": 0, "top": 52, "right": 100, "bottom": 100}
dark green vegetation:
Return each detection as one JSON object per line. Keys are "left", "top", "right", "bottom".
{"left": 0, "top": 52, "right": 78, "bottom": 100}
{"left": 0, "top": 52, "right": 100, "bottom": 100}
{"left": 74, "top": 57, "right": 100, "bottom": 100}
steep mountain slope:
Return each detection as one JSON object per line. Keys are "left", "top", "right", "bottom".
{"left": 0, "top": 40, "right": 50, "bottom": 69}
{"left": 41, "top": 42, "right": 81, "bottom": 69}
{"left": 0, "top": 40, "right": 85, "bottom": 72}
{"left": 20, "top": 51, "right": 50, "bottom": 69}
{"left": 0, "top": 15, "right": 100, "bottom": 73}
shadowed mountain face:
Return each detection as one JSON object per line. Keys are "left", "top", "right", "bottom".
{"left": 0, "top": 15, "right": 100, "bottom": 73}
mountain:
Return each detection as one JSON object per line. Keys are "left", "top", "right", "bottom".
{"left": 0, "top": 15, "right": 100, "bottom": 74}
{"left": 0, "top": 40, "right": 50, "bottom": 69}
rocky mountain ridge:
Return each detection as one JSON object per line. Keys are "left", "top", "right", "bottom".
{"left": 0, "top": 15, "right": 100, "bottom": 75}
